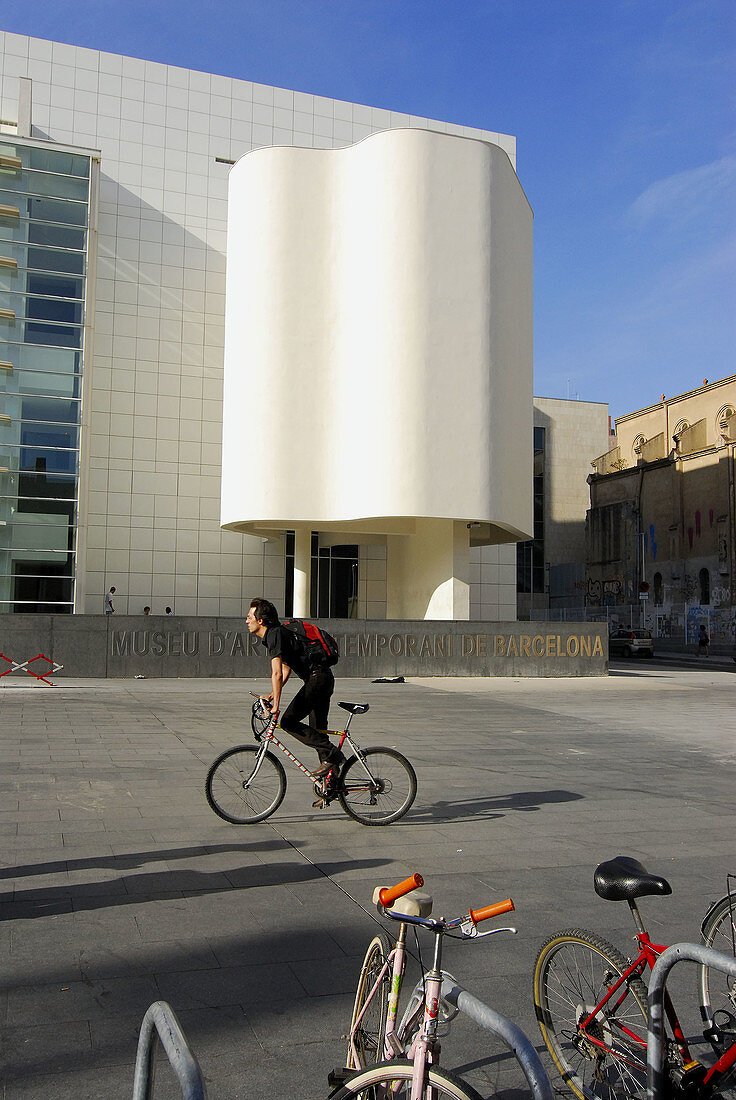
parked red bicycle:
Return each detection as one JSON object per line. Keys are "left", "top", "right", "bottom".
{"left": 533, "top": 856, "right": 736, "bottom": 1100}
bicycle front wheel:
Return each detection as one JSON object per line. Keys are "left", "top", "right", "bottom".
{"left": 338, "top": 748, "right": 417, "bottom": 826}
{"left": 534, "top": 928, "right": 649, "bottom": 1100}
{"left": 700, "top": 894, "right": 736, "bottom": 1045}
{"left": 347, "top": 932, "right": 391, "bottom": 1069}
{"left": 329, "top": 1059, "right": 483, "bottom": 1100}
{"left": 205, "top": 746, "right": 286, "bottom": 824}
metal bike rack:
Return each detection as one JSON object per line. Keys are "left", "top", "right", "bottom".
{"left": 647, "top": 942, "right": 736, "bottom": 1100}
{"left": 133, "top": 1001, "right": 206, "bottom": 1100}
{"left": 438, "top": 976, "right": 555, "bottom": 1100}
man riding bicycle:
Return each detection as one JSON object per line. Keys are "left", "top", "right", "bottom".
{"left": 245, "top": 598, "right": 345, "bottom": 780}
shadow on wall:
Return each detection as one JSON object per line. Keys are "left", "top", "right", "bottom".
{"left": 78, "top": 170, "right": 277, "bottom": 616}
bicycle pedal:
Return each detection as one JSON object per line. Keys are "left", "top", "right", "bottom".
{"left": 670, "top": 1060, "right": 707, "bottom": 1094}
{"left": 312, "top": 798, "right": 327, "bottom": 809}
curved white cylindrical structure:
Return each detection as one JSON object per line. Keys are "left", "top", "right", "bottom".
{"left": 221, "top": 128, "right": 533, "bottom": 544}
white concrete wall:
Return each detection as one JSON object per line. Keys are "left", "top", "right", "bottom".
{"left": 222, "top": 130, "right": 533, "bottom": 539}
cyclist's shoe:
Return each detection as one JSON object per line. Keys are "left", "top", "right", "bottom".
{"left": 312, "top": 753, "right": 345, "bottom": 780}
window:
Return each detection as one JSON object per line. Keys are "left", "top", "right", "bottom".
{"left": 716, "top": 406, "right": 735, "bottom": 438}
{"left": 653, "top": 571, "right": 663, "bottom": 606}
{"left": 516, "top": 426, "right": 545, "bottom": 594}
{"left": 284, "top": 530, "right": 295, "bottom": 616}
{"left": 310, "top": 536, "right": 359, "bottom": 618}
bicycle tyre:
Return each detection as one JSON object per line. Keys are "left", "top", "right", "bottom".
{"left": 347, "top": 932, "right": 391, "bottom": 1069}
{"left": 205, "top": 745, "right": 286, "bottom": 824}
{"left": 700, "top": 894, "right": 736, "bottom": 1044}
{"left": 338, "top": 748, "right": 417, "bottom": 826}
{"left": 329, "top": 1059, "right": 484, "bottom": 1100}
{"left": 534, "top": 928, "right": 649, "bottom": 1100}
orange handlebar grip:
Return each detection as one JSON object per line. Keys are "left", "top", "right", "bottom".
{"left": 378, "top": 873, "right": 424, "bottom": 907}
{"left": 468, "top": 898, "right": 514, "bottom": 924}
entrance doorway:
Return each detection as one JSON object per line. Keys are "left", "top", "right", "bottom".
{"left": 311, "top": 538, "right": 358, "bottom": 618}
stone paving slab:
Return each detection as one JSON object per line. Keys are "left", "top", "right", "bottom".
{"left": 0, "top": 666, "right": 734, "bottom": 1098}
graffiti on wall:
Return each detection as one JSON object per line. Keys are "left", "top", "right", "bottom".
{"left": 585, "top": 576, "right": 624, "bottom": 604}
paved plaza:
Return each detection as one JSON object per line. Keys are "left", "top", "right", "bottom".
{"left": 0, "top": 661, "right": 734, "bottom": 1098}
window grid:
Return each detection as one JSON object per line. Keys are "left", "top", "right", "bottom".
{"left": 0, "top": 140, "right": 91, "bottom": 613}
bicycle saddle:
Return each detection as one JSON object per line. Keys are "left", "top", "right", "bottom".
{"left": 372, "top": 886, "right": 433, "bottom": 918}
{"left": 594, "top": 856, "right": 672, "bottom": 902}
{"left": 338, "top": 701, "right": 369, "bottom": 714}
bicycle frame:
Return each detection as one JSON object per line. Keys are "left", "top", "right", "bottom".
{"left": 577, "top": 921, "right": 736, "bottom": 1094}
{"left": 578, "top": 931, "right": 691, "bottom": 1064}
{"left": 383, "top": 907, "right": 515, "bottom": 1100}
{"left": 405, "top": 923, "right": 446, "bottom": 1100}
{"left": 249, "top": 705, "right": 383, "bottom": 795}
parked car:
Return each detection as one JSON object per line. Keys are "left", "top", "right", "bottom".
{"left": 608, "top": 628, "right": 655, "bottom": 658}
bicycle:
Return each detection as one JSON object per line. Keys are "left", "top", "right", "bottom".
{"left": 329, "top": 872, "right": 519, "bottom": 1100}
{"left": 533, "top": 855, "right": 736, "bottom": 1100}
{"left": 700, "top": 874, "right": 736, "bottom": 1051}
{"left": 205, "top": 695, "right": 417, "bottom": 826}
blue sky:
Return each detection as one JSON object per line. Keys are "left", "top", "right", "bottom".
{"left": 2, "top": 0, "right": 734, "bottom": 419}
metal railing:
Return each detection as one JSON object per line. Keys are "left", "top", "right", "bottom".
{"left": 647, "top": 943, "right": 736, "bottom": 1100}
{"left": 133, "top": 1001, "right": 206, "bottom": 1100}
{"left": 399, "top": 974, "right": 554, "bottom": 1100}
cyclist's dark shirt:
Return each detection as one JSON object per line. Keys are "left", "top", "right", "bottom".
{"left": 261, "top": 624, "right": 312, "bottom": 681}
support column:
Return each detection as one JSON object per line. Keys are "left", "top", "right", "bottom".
{"left": 386, "top": 519, "right": 470, "bottom": 620}
{"left": 293, "top": 528, "right": 311, "bottom": 616}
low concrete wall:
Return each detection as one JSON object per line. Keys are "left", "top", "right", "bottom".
{"left": 0, "top": 615, "right": 608, "bottom": 678}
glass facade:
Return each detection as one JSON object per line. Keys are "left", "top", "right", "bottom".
{"left": 0, "top": 142, "right": 91, "bottom": 612}
{"left": 517, "top": 425, "right": 545, "bottom": 595}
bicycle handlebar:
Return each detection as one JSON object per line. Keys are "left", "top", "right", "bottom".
{"left": 378, "top": 873, "right": 424, "bottom": 907}
{"left": 469, "top": 898, "right": 514, "bottom": 924}
{"left": 250, "top": 693, "right": 279, "bottom": 721}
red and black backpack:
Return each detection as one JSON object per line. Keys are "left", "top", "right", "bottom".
{"left": 282, "top": 618, "right": 339, "bottom": 668}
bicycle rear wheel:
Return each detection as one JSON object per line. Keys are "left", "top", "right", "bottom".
{"left": 700, "top": 893, "right": 736, "bottom": 1048}
{"left": 534, "top": 928, "right": 649, "bottom": 1100}
{"left": 338, "top": 748, "right": 417, "bottom": 826}
{"left": 329, "top": 1059, "right": 483, "bottom": 1100}
{"left": 347, "top": 932, "right": 391, "bottom": 1069}
{"left": 205, "top": 745, "right": 286, "bottom": 824}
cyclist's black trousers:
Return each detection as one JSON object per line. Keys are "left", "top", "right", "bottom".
{"left": 280, "top": 668, "right": 342, "bottom": 765}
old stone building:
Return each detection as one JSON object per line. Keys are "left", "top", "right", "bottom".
{"left": 586, "top": 376, "right": 736, "bottom": 647}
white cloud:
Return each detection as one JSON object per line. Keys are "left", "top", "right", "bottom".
{"left": 628, "top": 154, "right": 736, "bottom": 227}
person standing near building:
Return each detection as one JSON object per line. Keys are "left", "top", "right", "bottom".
{"left": 698, "top": 623, "right": 710, "bottom": 657}
{"left": 105, "top": 586, "right": 116, "bottom": 614}
{"left": 245, "top": 598, "right": 344, "bottom": 779}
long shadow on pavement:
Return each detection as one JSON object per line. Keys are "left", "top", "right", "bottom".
{"left": 0, "top": 856, "right": 390, "bottom": 920}
{"left": 408, "top": 789, "right": 583, "bottom": 823}
{"left": 0, "top": 841, "right": 290, "bottom": 881}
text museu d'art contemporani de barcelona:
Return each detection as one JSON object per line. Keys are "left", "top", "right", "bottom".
{"left": 109, "top": 628, "right": 605, "bottom": 661}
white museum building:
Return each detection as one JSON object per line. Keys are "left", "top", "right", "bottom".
{"left": 0, "top": 31, "right": 533, "bottom": 621}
